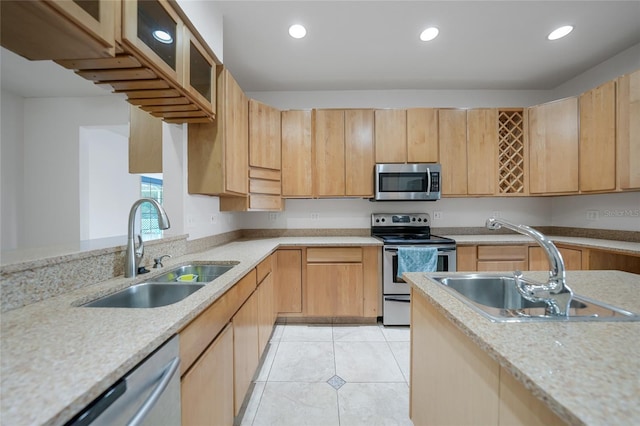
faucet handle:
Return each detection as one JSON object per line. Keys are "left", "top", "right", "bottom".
{"left": 153, "top": 254, "right": 172, "bottom": 268}
{"left": 135, "top": 235, "right": 144, "bottom": 261}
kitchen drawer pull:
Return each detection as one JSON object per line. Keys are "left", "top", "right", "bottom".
{"left": 127, "top": 357, "right": 180, "bottom": 426}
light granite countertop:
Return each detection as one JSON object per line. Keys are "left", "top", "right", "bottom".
{"left": 405, "top": 270, "right": 640, "bottom": 426}
{"left": 0, "top": 237, "right": 381, "bottom": 426}
{"left": 447, "top": 234, "right": 640, "bottom": 255}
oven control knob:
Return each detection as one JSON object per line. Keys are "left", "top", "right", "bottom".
{"left": 412, "top": 218, "right": 416, "bottom": 221}
{"left": 381, "top": 218, "right": 386, "bottom": 222}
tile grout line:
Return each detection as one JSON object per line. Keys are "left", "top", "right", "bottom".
{"left": 331, "top": 324, "right": 343, "bottom": 426}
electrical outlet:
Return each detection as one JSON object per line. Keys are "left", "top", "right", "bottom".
{"left": 586, "top": 210, "right": 600, "bottom": 221}
{"left": 268, "top": 212, "right": 279, "bottom": 221}
{"left": 433, "top": 211, "right": 443, "bottom": 220}
{"left": 186, "top": 215, "right": 196, "bottom": 228}
{"left": 311, "top": 213, "right": 320, "bottom": 220}
{"left": 210, "top": 214, "right": 218, "bottom": 224}
{"left": 491, "top": 211, "right": 502, "bottom": 219}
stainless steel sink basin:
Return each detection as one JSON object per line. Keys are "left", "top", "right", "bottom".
{"left": 432, "top": 274, "right": 639, "bottom": 322}
{"left": 149, "top": 262, "right": 237, "bottom": 283}
{"left": 83, "top": 283, "right": 204, "bottom": 308}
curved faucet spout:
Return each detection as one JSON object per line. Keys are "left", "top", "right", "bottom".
{"left": 125, "top": 198, "right": 171, "bottom": 278}
{"left": 485, "top": 217, "right": 573, "bottom": 316}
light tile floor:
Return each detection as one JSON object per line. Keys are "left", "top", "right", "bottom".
{"left": 238, "top": 324, "right": 412, "bottom": 426}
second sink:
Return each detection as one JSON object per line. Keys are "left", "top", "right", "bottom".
{"left": 432, "top": 274, "right": 639, "bottom": 322}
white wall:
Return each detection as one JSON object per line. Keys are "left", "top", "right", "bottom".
{"left": 80, "top": 126, "right": 140, "bottom": 240}
{"left": 551, "top": 42, "right": 640, "bottom": 100}
{"left": 551, "top": 192, "right": 640, "bottom": 232}
{"left": 1, "top": 90, "right": 24, "bottom": 250}
{"left": 240, "top": 197, "right": 552, "bottom": 230}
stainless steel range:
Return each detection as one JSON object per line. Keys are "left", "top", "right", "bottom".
{"left": 371, "top": 213, "right": 457, "bottom": 325}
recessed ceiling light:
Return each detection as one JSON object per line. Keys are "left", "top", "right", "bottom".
{"left": 420, "top": 27, "right": 439, "bottom": 42}
{"left": 289, "top": 24, "right": 307, "bottom": 39}
{"left": 152, "top": 29, "right": 173, "bottom": 44}
{"left": 547, "top": 25, "right": 573, "bottom": 41}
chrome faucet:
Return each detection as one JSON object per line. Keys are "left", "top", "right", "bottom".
{"left": 485, "top": 217, "right": 573, "bottom": 316}
{"left": 125, "top": 198, "right": 171, "bottom": 278}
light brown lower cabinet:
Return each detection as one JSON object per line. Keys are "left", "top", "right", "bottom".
{"left": 232, "top": 274, "right": 259, "bottom": 416}
{"left": 256, "top": 255, "right": 276, "bottom": 357}
{"left": 181, "top": 323, "right": 234, "bottom": 426}
{"left": 275, "top": 249, "right": 303, "bottom": 314}
{"left": 410, "top": 288, "right": 566, "bottom": 426}
{"left": 529, "top": 246, "right": 583, "bottom": 271}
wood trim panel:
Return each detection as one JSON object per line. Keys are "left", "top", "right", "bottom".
{"left": 129, "top": 105, "right": 162, "bottom": 173}
{"left": 248, "top": 194, "right": 282, "bottom": 210}
{"left": 345, "top": 109, "right": 375, "bottom": 197}
{"left": 179, "top": 270, "right": 256, "bottom": 375}
{"left": 362, "top": 246, "right": 381, "bottom": 318}
{"left": 306, "top": 247, "right": 363, "bottom": 263}
{"left": 281, "top": 110, "right": 313, "bottom": 197}
{"left": 467, "top": 108, "right": 498, "bottom": 195}
{"left": 410, "top": 288, "right": 500, "bottom": 424}
{"left": 314, "top": 109, "right": 346, "bottom": 196}
{"left": 438, "top": 109, "right": 468, "bottom": 195}
{"left": 257, "top": 255, "right": 274, "bottom": 284}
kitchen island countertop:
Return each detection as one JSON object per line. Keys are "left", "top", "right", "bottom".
{"left": 405, "top": 270, "right": 640, "bottom": 425}
{"left": 447, "top": 234, "right": 640, "bottom": 256}
{"left": 0, "top": 236, "right": 381, "bottom": 426}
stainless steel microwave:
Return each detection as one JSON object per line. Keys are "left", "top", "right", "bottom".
{"left": 374, "top": 163, "right": 441, "bottom": 201}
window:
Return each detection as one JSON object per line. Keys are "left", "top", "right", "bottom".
{"left": 140, "top": 176, "right": 164, "bottom": 238}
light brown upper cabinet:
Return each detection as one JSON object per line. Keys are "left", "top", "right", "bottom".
{"left": 375, "top": 109, "right": 407, "bottom": 163}
{"left": 315, "top": 109, "right": 346, "bottom": 197}
{"left": 467, "top": 109, "right": 497, "bottom": 195}
{"left": 129, "top": 105, "right": 163, "bottom": 173}
{"left": 528, "top": 97, "right": 579, "bottom": 194}
{"left": 281, "top": 110, "right": 314, "bottom": 198}
{"left": 122, "top": 0, "right": 184, "bottom": 87}
{"left": 438, "top": 109, "right": 468, "bottom": 195}
{"left": 579, "top": 80, "right": 616, "bottom": 192}
{"left": 345, "top": 110, "right": 375, "bottom": 197}
{"left": 221, "top": 99, "right": 283, "bottom": 211}
{"left": 407, "top": 108, "right": 439, "bottom": 163}
{"left": 183, "top": 27, "right": 216, "bottom": 116}
{"left": 1, "top": 0, "right": 117, "bottom": 60}
{"left": 188, "top": 67, "right": 248, "bottom": 196}
{"left": 617, "top": 69, "right": 640, "bottom": 190}
{"left": 249, "top": 100, "right": 281, "bottom": 170}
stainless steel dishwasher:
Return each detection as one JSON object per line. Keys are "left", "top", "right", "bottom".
{"left": 66, "top": 335, "right": 181, "bottom": 426}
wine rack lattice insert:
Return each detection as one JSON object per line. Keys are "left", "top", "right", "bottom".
{"left": 498, "top": 110, "right": 525, "bottom": 194}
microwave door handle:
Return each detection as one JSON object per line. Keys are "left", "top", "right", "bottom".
{"left": 426, "top": 169, "right": 432, "bottom": 194}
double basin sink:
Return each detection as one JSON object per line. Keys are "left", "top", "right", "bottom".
{"left": 431, "top": 274, "right": 639, "bottom": 322}
{"left": 83, "top": 263, "right": 238, "bottom": 309}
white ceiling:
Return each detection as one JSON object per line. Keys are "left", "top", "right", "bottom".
{"left": 2, "top": 1, "right": 639, "bottom": 98}
{"left": 216, "top": 0, "right": 640, "bottom": 91}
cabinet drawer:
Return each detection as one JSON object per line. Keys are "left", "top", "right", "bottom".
{"left": 477, "top": 261, "right": 528, "bottom": 272}
{"left": 249, "top": 194, "right": 282, "bottom": 210}
{"left": 179, "top": 269, "right": 257, "bottom": 375}
{"left": 257, "top": 255, "right": 273, "bottom": 283}
{"left": 307, "top": 247, "right": 363, "bottom": 263}
{"left": 250, "top": 178, "right": 281, "bottom": 195}
{"left": 477, "top": 245, "right": 527, "bottom": 261}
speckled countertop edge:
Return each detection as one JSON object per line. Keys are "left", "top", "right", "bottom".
{"left": 0, "top": 237, "right": 382, "bottom": 426}
{"left": 405, "top": 270, "right": 640, "bottom": 426}
{"left": 448, "top": 234, "right": 640, "bottom": 255}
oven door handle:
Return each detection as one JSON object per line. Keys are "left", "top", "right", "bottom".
{"left": 384, "top": 246, "right": 456, "bottom": 252}
{"left": 384, "top": 295, "right": 411, "bottom": 303}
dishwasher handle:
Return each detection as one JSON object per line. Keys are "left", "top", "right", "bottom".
{"left": 127, "top": 357, "right": 180, "bottom": 426}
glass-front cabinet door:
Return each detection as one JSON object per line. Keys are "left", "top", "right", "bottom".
{"left": 184, "top": 28, "right": 217, "bottom": 115}
{"left": 122, "top": 0, "right": 184, "bottom": 86}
